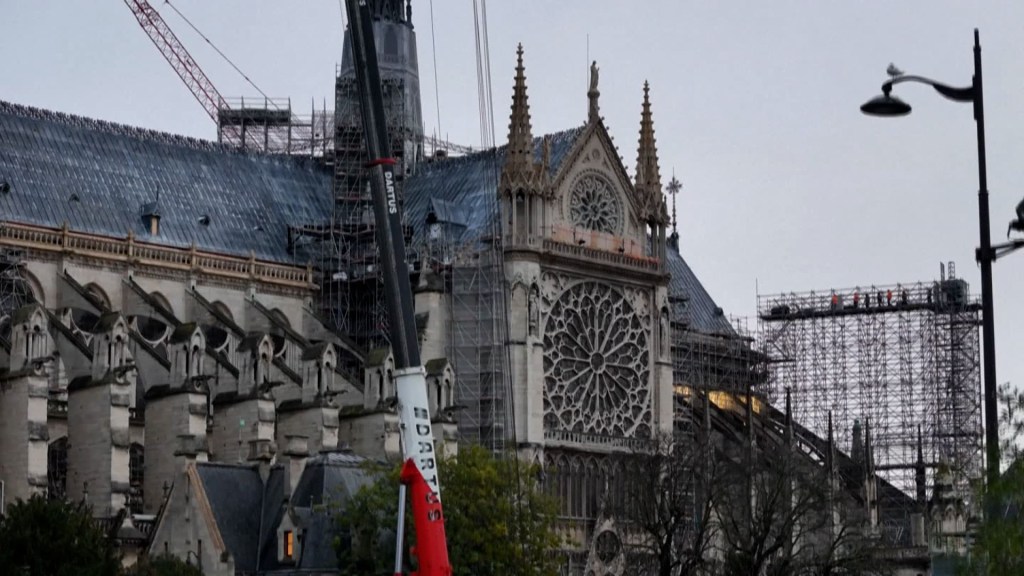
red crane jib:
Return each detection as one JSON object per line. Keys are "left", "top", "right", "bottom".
{"left": 123, "top": 0, "right": 226, "bottom": 121}
{"left": 399, "top": 459, "right": 453, "bottom": 576}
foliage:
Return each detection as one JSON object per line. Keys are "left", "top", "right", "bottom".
{"left": 124, "top": 553, "right": 204, "bottom": 576}
{"left": 0, "top": 494, "right": 121, "bottom": 576}
{"left": 957, "top": 383, "right": 1024, "bottom": 576}
{"left": 996, "top": 382, "right": 1024, "bottom": 471}
{"left": 333, "top": 445, "right": 561, "bottom": 576}
{"left": 959, "top": 461, "right": 1024, "bottom": 576}
{"left": 333, "top": 461, "right": 402, "bottom": 575}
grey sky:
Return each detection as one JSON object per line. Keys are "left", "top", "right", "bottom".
{"left": 3, "top": 1, "right": 1024, "bottom": 395}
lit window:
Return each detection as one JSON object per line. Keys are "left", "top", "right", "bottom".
{"left": 284, "top": 530, "right": 294, "bottom": 559}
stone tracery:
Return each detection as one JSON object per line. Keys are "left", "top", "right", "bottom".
{"left": 543, "top": 280, "right": 650, "bottom": 437}
{"left": 569, "top": 173, "right": 622, "bottom": 234}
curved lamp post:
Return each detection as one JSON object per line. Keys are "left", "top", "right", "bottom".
{"left": 860, "top": 29, "right": 1000, "bottom": 486}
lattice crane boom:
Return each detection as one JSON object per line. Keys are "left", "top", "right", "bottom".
{"left": 123, "top": 0, "right": 227, "bottom": 123}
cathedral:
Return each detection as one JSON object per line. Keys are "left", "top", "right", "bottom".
{"left": 0, "top": 2, "right": 965, "bottom": 575}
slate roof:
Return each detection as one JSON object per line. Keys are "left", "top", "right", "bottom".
{"left": 270, "top": 451, "right": 374, "bottom": 571}
{"left": 404, "top": 126, "right": 585, "bottom": 247}
{"left": 0, "top": 100, "right": 331, "bottom": 264}
{"left": 195, "top": 463, "right": 267, "bottom": 573}
{"left": 0, "top": 100, "right": 736, "bottom": 337}
{"left": 195, "top": 451, "right": 371, "bottom": 575}
{"left": 665, "top": 240, "right": 737, "bottom": 336}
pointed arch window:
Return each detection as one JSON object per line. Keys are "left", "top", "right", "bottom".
{"left": 129, "top": 443, "right": 144, "bottom": 514}
{"left": 47, "top": 437, "right": 68, "bottom": 499}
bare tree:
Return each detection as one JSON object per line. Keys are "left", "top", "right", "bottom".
{"left": 613, "top": 422, "right": 721, "bottom": 576}
{"left": 713, "top": 411, "right": 890, "bottom": 576}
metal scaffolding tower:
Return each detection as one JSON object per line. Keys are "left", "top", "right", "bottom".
{"left": 318, "top": 71, "right": 420, "bottom": 352}
{"left": 448, "top": 216, "right": 513, "bottom": 450}
{"left": 0, "top": 248, "right": 33, "bottom": 352}
{"left": 757, "top": 263, "right": 983, "bottom": 501}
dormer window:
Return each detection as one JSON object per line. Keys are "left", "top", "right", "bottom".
{"left": 277, "top": 524, "right": 301, "bottom": 564}
{"left": 140, "top": 199, "right": 161, "bottom": 236}
{"left": 284, "top": 530, "right": 294, "bottom": 559}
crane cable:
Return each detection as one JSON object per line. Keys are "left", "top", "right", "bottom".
{"left": 162, "top": 0, "right": 279, "bottom": 109}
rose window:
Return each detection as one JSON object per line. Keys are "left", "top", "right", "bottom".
{"left": 543, "top": 281, "right": 650, "bottom": 437}
{"left": 569, "top": 174, "right": 621, "bottom": 233}
{"left": 595, "top": 530, "right": 622, "bottom": 563}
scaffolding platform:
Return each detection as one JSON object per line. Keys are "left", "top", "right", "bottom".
{"left": 757, "top": 263, "right": 983, "bottom": 506}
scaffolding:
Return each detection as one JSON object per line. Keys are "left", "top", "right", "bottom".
{"left": 0, "top": 247, "right": 33, "bottom": 353}
{"left": 314, "top": 71, "right": 422, "bottom": 352}
{"left": 756, "top": 263, "right": 983, "bottom": 501}
{"left": 299, "top": 48, "right": 513, "bottom": 451}
{"left": 669, "top": 290, "right": 768, "bottom": 426}
{"left": 448, "top": 224, "right": 513, "bottom": 451}
{"left": 216, "top": 97, "right": 334, "bottom": 157}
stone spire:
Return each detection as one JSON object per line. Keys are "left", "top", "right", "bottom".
{"left": 635, "top": 81, "right": 668, "bottom": 225}
{"left": 501, "top": 44, "right": 543, "bottom": 193}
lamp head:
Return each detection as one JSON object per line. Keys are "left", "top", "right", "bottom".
{"left": 861, "top": 93, "right": 912, "bottom": 117}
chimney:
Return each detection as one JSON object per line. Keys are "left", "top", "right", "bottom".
{"left": 248, "top": 439, "right": 276, "bottom": 482}
{"left": 282, "top": 435, "right": 310, "bottom": 498}
{"left": 141, "top": 194, "right": 161, "bottom": 237}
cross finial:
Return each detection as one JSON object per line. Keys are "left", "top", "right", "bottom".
{"left": 666, "top": 171, "right": 681, "bottom": 235}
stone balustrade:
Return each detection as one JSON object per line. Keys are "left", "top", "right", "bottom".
{"left": 0, "top": 222, "right": 314, "bottom": 290}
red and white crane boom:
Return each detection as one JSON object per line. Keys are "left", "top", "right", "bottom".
{"left": 122, "top": 0, "right": 228, "bottom": 122}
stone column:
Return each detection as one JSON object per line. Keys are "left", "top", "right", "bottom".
{"left": 277, "top": 403, "right": 339, "bottom": 456}
{"left": 209, "top": 396, "right": 276, "bottom": 465}
{"left": 0, "top": 368, "right": 50, "bottom": 504}
{"left": 143, "top": 382, "right": 209, "bottom": 513}
{"left": 0, "top": 304, "right": 52, "bottom": 504}
{"left": 67, "top": 375, "right": 131, "bottom": 516}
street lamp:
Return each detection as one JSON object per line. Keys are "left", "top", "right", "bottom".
{"left": 860, "top": 29, "right": 1000, "bottom": 486}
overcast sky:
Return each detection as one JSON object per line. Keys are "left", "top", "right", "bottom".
{"left": 3, "top": 1, "right": 1024, "bottom": 399}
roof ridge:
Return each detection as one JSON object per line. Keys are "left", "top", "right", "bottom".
{"left": 418, "top": 125, "right": 586, "bottom": 175}
{"left": 0, "top": 99, "right": 245, "bottom": 156}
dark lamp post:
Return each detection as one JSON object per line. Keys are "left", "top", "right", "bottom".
{"left": 861, "top": 28, "right": 1000, "bottom": 487}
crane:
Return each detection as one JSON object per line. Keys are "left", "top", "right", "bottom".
{"left": 123, "top": 0, "right": 478, "bottom": 158}
{"left": 121, "top": 0, "right": 242, "bottom": 144}
{"left": 343, "top": 1, "right": 452, "bottom": 574}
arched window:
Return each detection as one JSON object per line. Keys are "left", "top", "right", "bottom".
{"left": 188, "top": 343, "right": 202, "bottom": 378}
{"left": 515, "top": 191, "right": 527, "bottom": 238}
{"left": 48, "top": 437, "right": 68, "bottom": 499}
{"left": 129, "top": 443, "right": 145, "bottom": 514}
